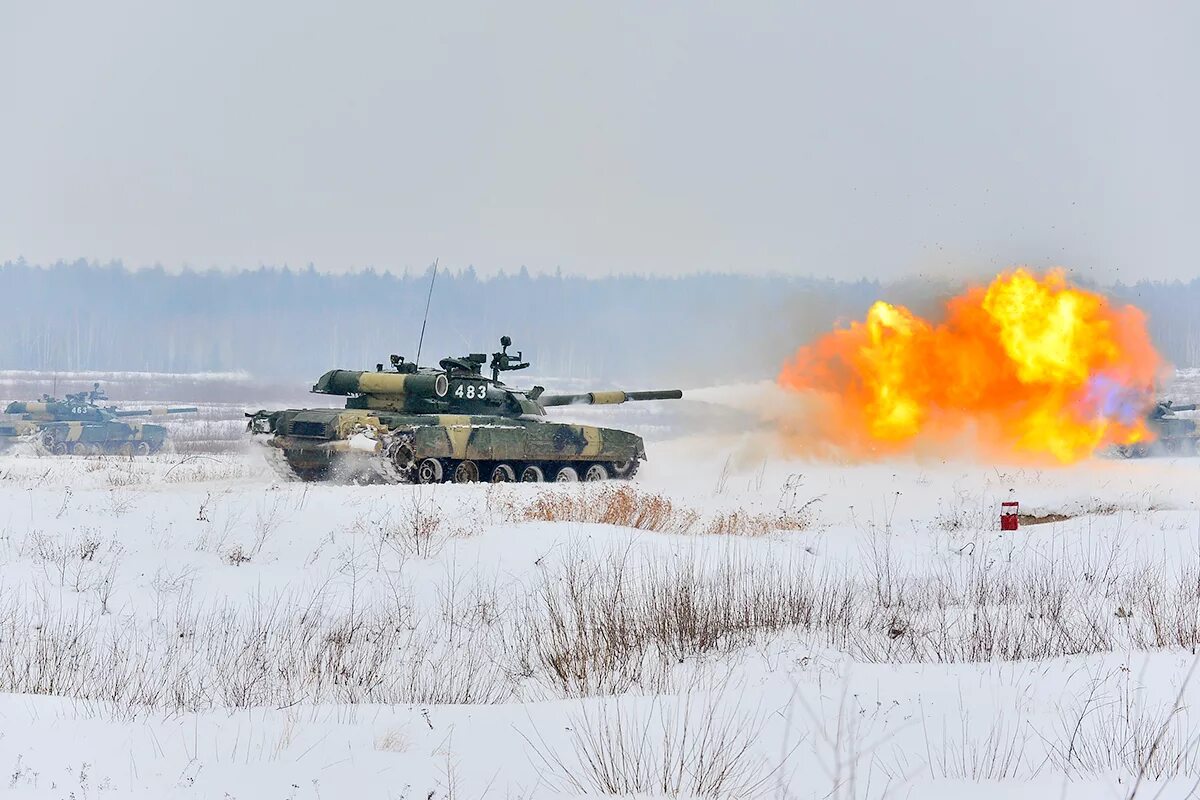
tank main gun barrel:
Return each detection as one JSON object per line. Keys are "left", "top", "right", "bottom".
{"left": 539, "top": 389, "right": 683, "bottom": 407}
{"left": 1170, "top": 403, "right": 1199, "bottom": 412}
{"left": 111, "top": 407, "right": 199, "bottom": 417}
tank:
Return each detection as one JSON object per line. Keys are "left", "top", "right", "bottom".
{"left": 1, "top": 383, "right": 198, "bottom": 455}
{"left": 247, "top": 336, "right": 683, "bottom": 483}
{"left": 1115, "top": 400, "right": 1200, "bottom": 457}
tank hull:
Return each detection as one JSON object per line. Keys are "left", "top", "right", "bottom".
{"left": 1114, "top": 415, "right": 1200, "bottom": 458}
{"left": 9, "top": 420, "right": 170, "bottom": 455}
{"left": 258, "top": 408, "right": 645, "bottom": 483}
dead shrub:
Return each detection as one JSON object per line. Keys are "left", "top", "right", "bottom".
{"left": 509, "top": 484, "right": 817, "bottom": 537}
{"left": 516, "top": 484, "right": 698, "bottom": 534}
{"left": 356, "top": 491, "right": 474, "bottom": 561}
{"left": 517, "top": 544, "right": 1200, "bottom": 697}
{"left": 524, "top": 694, "right": 777, "bottom": 798}
{"left": 0, "top": 586, "right": 512, "bottom": 717}
{"left": 224, "top": 545, "right": 252, "bottom": 566}
{"left": 701, "top": 505, "right": 815, "bottom": 537}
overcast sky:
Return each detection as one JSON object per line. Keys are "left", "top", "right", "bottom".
{"left": 1, "top": 2, "right": 1196, "bottom": 280}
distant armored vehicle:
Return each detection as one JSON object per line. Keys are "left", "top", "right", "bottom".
{"left": 247, "top": 336, "right": 682, "bottom": 483}
{"left": 1, "top": 384, "right": 198, "bottom": 455}
{"left": 1115, "top": 400, "right": 1199, "bottom": 457}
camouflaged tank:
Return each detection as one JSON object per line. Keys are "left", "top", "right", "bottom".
{"left": 1, "top": 384, "right": 198, "bottom": 455}
{"left": 247, "top": 337, "right": 682, "bottom": 483}
{"left": 1115, "top": 400, "right": 1200, "bottom": 457}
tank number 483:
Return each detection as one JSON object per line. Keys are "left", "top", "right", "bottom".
{"left": 452, "top": 383, "right": 486, "bottom": 400}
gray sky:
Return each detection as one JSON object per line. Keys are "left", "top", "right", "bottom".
{"left": 1, "top": 1, "right": 1196, "bottom": 280}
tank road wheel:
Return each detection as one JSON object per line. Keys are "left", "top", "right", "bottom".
{"left": 521, "top": 465, "right": 545, "bottom": 483}
{"left": 611, "top": 459, "right": 639, "bottom": 479}
{"left": 134, "top": 442, "right": 151, "bottom": 457}
{"left": 417, "top": 458, "right": 444, "bottom": 484}
{"left": 50, "top": 441, "right": 68, "bottom": 456}
{"left": 583, "top": 464, "right": 609, "bottom": 482}
{"left": 554, "top": 465, "right": 579, "bottom": 482}
{"left": 453, "top": 460, "right": 480, "bottom": 483}
{"left": 490, "top": 463, "right": 516, "bottom": 483}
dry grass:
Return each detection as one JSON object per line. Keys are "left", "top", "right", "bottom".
{"left": 701, "top": 506, "right": 813, "bottom": 536}
{"left": 918, "top": 668, "right": 1200, "bottom": 788}
{"left": 0, "top": 452, "right": 255, "bottom": 490}
{"left": 350, "top": 491, "right": 480, "bottom": 561}
{"left": 515, "top": 484, "right": 699, "bottom": 533}
{"left": 507, "top": 483, "right": 818, "bottom": 537}
{"left": 6, "top": 535, "right": 1200, "bottom": 716}
{"left": 0, "top": 587, "right": 511, "bottom": 717}
{"left": 515, "top": 538, "right": 1200, "bottom": 696}
{"left": 524, "top": 693, "right": 778, "bottom": 798}
{"left": 1040, "top": 667, "right": 1200, "bottom": 783}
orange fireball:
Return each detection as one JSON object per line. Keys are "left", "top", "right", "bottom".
{"left": 777, "top": 269, "right": 1163, "bottom": 462}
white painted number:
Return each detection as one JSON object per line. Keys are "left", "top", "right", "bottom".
{"left": 454, "top": 383, "right": 485, "bottom": 400}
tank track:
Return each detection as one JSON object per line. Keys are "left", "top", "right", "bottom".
{"left": 258, "top": 433, "right": 416, "bottom": 484}
{"left": 261, "top": 428, "right": 640, "bottom": 485}
{"left": 260, "top": 442, "right": 302, "bottom": 481}
{"left": 26, "top": 435, "right": 160, "bottom": 457}
{"left": 1113, "top": 437, "right": 1200, "bottom": 458}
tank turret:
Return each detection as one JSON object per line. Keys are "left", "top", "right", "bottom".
{"left": 1151, "top": 400, "right": 1198, "bottom": 418}
{"left": 248, "top": 336, "right": 683, "bottom": 484}
{"left": 301, "top": 335, "right": 680, "bottom": 419}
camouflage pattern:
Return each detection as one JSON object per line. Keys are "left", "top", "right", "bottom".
{"left": 248, "top": 336, "right": 681, "bottom": 483}
{"left": 0, "top": 418, "right": 38, "bottom": 452}
{"left": 1, "top": 384, "right": 198, "bottom": 455}
{"left": 1116, "top": 400, "right": 1200, "bottom": 458}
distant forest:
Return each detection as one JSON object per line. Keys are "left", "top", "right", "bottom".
{"left": 2, "top": 260, "right": 1199, "bottom": 386}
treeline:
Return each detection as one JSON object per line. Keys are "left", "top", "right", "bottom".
{"left": 0, "top": 259, "right": 1197, "bottom": 386}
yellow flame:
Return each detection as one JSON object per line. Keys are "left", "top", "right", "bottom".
{"left": 778, "top": 269, "right": 1163, "bottom": 462}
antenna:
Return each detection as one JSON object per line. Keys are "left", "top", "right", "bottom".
{"left": 414, "top": 258, "right": 439, "bottom": 367}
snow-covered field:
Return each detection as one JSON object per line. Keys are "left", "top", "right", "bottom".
{"left": 1, "top": 424, "right": 1199, "bottom": 799}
